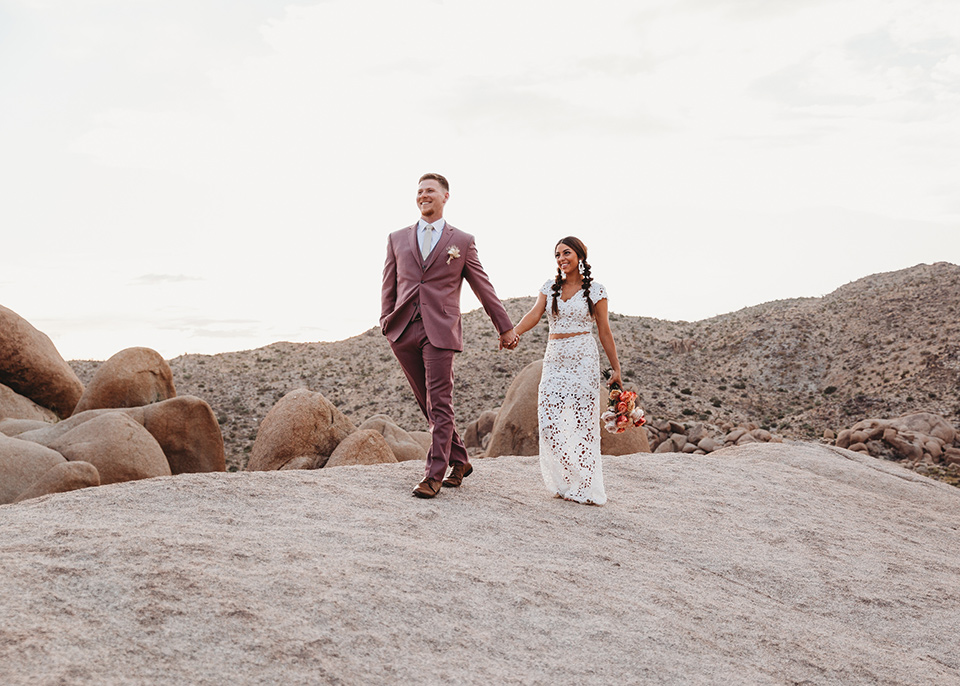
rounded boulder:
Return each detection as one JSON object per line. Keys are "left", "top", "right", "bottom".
{"left": 0, "top": 433, "right": 67, "bottom": 504}
{"left": 72, "top": 347, "right": 176, "bottom": 415}
{"left": 1, "top": 383, "right": 58, "bottom": 423}
{"left": 485, "top": 361, "right": 543, "bottom": 457}
{"left": 48, "top": 412, "right": 171, "bottom": 485}
{"left": 0, "top": 304, "right": 84, "bottom": 418}
{"left": 13, "top": 461, "right": 101, "bottom": 503}
{"left": 358, "top": 415, "right": 425, "bottom": 462}
{"left": 325, "top": 429, "right": 397, "bottom": 468}
{"left": 247, "top": 389, "right": 356, "bottom": 471}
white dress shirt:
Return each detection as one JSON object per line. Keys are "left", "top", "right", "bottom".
{"left": 417, "top": 218, "right": 446, "bottom": 258}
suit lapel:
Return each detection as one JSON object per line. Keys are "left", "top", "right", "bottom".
{"left": 423, "top": 224, "right": 453, "bottom": 271}
{"left": 406, "top": 223, "right": 420, "bottom": 262}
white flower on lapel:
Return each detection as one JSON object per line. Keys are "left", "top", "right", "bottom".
{"left": 446, "top": 246, "right": 461, "bottom": 264}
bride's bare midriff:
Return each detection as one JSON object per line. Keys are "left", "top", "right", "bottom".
{"left": 549, "top": 331, "right": 591, "bottom": 340}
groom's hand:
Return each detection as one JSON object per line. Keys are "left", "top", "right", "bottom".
{"left": 499, "top": 328, "right": 519, "bottom": 350}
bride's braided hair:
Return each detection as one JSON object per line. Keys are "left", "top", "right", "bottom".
{"left": 551, "top": 236, "right": 595, "bottom": 318}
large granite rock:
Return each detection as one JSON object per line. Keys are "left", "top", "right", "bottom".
{"left": 0, "top": 432, "right": 66, "bottom": 504}
{"left": 0, "top": 383, "right": 58, "bottom": 423}
{"left": 358, "top": 415, "right": 425, "bottom": 462}
{"left": 325, "top": 429, "right": 397, "bottom": 468}
{"left": 16, "top": 396, "right": 225, "bottom": 474}
{"left": 13, "top": 460, "right": 101, "bottom": 503}
{"left": 0, "top": 304, "right": 84, "bottom": 418}
{"left": 72, "top": 347, "right": 176, "bottom": 415}
{"left": 48, "top": 413, "right": 171, "bottom": 485}
{"left": 247, "top": 389, "right": 356, "bottom": 471}
{"left": 0, "top": 443, "right": 957, "bottom": 685}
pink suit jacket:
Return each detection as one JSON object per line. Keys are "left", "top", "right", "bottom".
{"left": 380, "top": 222, "right": 513, "bottom": 352}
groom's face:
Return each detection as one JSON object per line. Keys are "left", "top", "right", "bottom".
{"left": 417, "top": 180, "right": 448, "bottom": 221}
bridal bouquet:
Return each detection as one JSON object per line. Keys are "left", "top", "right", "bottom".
{"left": 601, "top": 384, "right": 645, "bottom": 434}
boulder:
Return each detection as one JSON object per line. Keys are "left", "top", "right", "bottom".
{"left": 138, "top": 396, "right": 224, "bottom": 474}
{"left": 0, "top": 304, "right": 84, "bottom": 418}
{"left": 485, "top": 361, "right": 543, "bottom": 457}
{"left": 16, "top": 396, "right": 225, "bottom": 474}
{"left": 72, "top": 347, "right": 176, "bottom": 415}
{"left": 600, "top": 422, "right": 651, "bottom": 456}
{"left": 325, "top": 430, "right": 397, "bottom": 468}
{"left": 889, "top": 412, "right": 956, "bottom": 445}
{"left": 13, "top": 461, "right": 101, "bottom": 503}
{"left": 410, "top": 431, "right": 432, "bottom": 451}
{"left": 0, "top": 382, "right": 58, "bottom": 423}
{"left": 0, "top": 418, "right": 52, "bottom": 437}
{"left": 358, "top": 415, "right": 424, "bottom": 462}
{"left": 0, "top": 433, "right": 67, "bottom": 504}
{"left": 247, "top": 389, "right": 356, "bottom": 471}
{"left": 48, "top": 413, "right": 171, "bottom": 485}
{"left": 278, "top": 456, "right": 322, "bottom": 470}
{"left": 698, "top": 436, "right": 719, "bottom": 453}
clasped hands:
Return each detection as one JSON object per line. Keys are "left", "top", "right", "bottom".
{"left": 498, "top": 328, "right": 520, "bottom": 350}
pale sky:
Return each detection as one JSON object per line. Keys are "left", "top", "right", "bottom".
{"left": 2, "top": 0, "right": 958, "bottom": 360}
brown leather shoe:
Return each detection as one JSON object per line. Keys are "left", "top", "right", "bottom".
{"left": 442, "top": 463, "right": 473, "bottom": 488}
{"left": 412, "top": 478, "right": 442, "bottom": 498}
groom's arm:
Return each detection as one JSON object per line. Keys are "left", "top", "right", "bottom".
{"left": 380, "top": 234, "right": 398, "bottom": 333}
{"left": 462, "top": 238, "right": 514, "bottom": 337}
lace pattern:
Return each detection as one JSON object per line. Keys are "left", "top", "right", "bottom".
{"left": 539, "top": 280, "right": 607, "bottom": 334}
{"left": 537, "top": 280, "right": 607, "bottom": 505}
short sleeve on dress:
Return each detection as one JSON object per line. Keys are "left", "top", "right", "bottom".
{"left": 540, "top": 279, "right": 554, "bottom": 297}
{"left": 589, "top": 281, "right": 607, "bottom": 304}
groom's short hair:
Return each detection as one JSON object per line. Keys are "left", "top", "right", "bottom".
{"left": 419, "top": 173, "right": 449, "bottom": 192}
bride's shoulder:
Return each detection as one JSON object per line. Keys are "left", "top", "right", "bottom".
{"left": 539, "top": 279, "right": 554, "bottom": 296}
{"left": 588, "top": 280, "right": 607, "bottom": 303}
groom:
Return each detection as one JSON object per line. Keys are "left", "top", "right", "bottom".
{"left": 381, "top": 173, "right": 518, "bottom": 498}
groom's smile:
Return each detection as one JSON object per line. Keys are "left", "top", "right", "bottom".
{"left": 416, "top": 179, "right": 449, "bottom": 221}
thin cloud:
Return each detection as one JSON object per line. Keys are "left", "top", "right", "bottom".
{"left": 132, "top": 274, "right": 203, "bottom": 285}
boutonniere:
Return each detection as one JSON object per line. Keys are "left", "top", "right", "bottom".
{"left": 446, "top": 246, "right": 461, "bottom": 264}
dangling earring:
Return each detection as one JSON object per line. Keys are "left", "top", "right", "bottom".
{"left": 578, "top": 261, "right": 584, "bottom": 274}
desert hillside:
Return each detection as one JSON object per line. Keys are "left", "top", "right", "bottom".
{"left": 2, "top": 443, "right": 958, "bottom": 685}
{"left": 69, "top": 261, "right": 960, "bottom": 472}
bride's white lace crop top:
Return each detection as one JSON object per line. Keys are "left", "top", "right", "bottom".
{"left": 539, "top": 279, "right": 608, "bottom": 334}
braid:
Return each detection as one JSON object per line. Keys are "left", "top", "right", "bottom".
{"left": 581, "top": 261, "right": 595, "bottom": 317}
{"left": 551, "top": 268, "right": 563, "bottom": 315}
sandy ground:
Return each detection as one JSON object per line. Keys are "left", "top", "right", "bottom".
{"left": 1, "top": 442, "right": 959, "bottom": 685}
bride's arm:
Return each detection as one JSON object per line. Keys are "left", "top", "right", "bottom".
{"left": 594, "top": 298, "right": 622, "bottom": 387}
{"left": 514, "top": 293, "right": 548, "bottom": 338}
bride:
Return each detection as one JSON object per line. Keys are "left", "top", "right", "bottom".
{"left": 512, "top": 236, "right": 623, "bottom": 505}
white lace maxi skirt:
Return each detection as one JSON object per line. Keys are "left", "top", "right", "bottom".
{"left": 537, "top": 333, "right": 606, "bottom": 505}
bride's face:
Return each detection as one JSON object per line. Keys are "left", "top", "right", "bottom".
{"left": 555, "top": 243, "right": 579, "bottom": 277}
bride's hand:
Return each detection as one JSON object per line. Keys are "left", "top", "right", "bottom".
{"left": 607, "top": 370, "right": 622, "bottom": 388}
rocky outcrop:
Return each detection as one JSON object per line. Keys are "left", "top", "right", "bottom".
{"left": 16, "top": 396, "right": 225, "bottom": 475}
{"left": 325, "top": 429, "right": 397, "bottom": 468}
{"left": 0, "top": 432, "right": 67, "bottom": 504}
{"left": 0, "top": 383, "right": 58, "bottom": 423}
{"left": 484, "top": 361, "right": 545, "bottom": 457}
{"left": 48, "top": 413, "right": 171, "bottom": 485}
{"left": 13, "top": 461, "right": 100, "bottom": 503}
{"left": 72, "top": 347, "right": 176, "bottom": 415}
{"left": 648, "top": 420, "right": 783, "bottom": 455}
{"left": 246, "top": 389, "right": 356, "bottom": 471}
{"left": 1, "top": 443, "right": 958, "bottom": 685}
{"left": 835, "top": 412, "right": 960, "bottom": 482}
{"left": 0, "top": 304, "right": 84, "bottom": 418}
{"left": 0, "top": 418, "right": 52, "bottom": 437}
{"left": 358, "top": 415, "right": 425, "bottom": 462}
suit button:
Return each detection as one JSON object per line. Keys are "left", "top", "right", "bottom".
{"left": 420, "top": 280, "right": 424, "bottom": 284}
